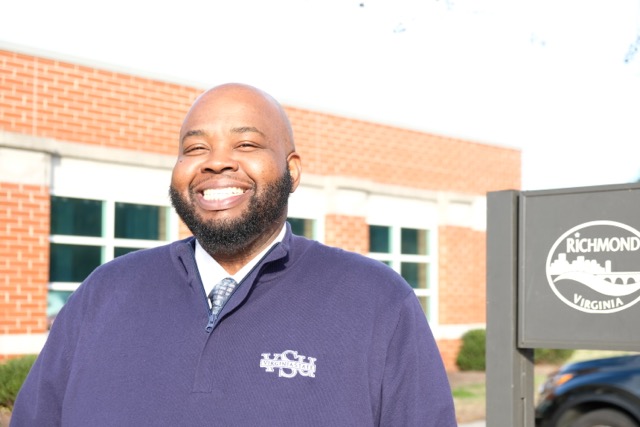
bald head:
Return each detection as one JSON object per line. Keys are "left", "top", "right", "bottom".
{"left": 182, "top": 83, "right": 295, "bottom": 153}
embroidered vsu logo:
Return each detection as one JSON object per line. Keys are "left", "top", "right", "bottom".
{"left": 260, "top": 350, "right": 317, "bottom": 378}
{"left": 546, "top": 220, "right": 640, "bottom": 313}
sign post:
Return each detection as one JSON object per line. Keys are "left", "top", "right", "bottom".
{"left": 486, "top": 190, "right": 535, "bottom": 427}
{"left": 486, "top": 183, "right": 640, "bottom": 427}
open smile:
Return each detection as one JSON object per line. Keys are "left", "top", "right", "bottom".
{"left": 193, "top": 184, "right": 252, "bottom": 212}
{"left": 202, "top": 187, "right": 246, "bottom": 201}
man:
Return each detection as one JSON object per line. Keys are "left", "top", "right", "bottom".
{"left": 11, "top": 83, "right": 456, "bottom": 426}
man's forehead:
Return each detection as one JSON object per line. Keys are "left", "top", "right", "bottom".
{"left": 196, "top": 84, "right": 272, "bottom": 108}
{"left": 179, "top": 84, "right": 293, "bottom": 150}
{"left": 186, "top": 89, "right": 275, "bottom": 123}
{"left": 180, "top": 106, "right": 271, "bottom": 136}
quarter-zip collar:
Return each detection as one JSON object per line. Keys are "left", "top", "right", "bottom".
{"left": 172, "top": 223, "right": 293, "bottom": 334}
{"left": 195, "top": 224, "right": 287, "bottom": 298}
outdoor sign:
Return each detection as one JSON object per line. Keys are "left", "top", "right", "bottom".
{"left": 518, "top": 183, "right": 640, "bottom": 351}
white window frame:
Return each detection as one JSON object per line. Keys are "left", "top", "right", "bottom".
{"left": 49, "top": 197, "right": 177, "bottom": 291}
{"left": 48, "top": 158, "right": 179, "bottom": 293}
{"left": 368, "top": 224, "right": 438, "bottom": 323}
{"left": 366, "top": 194, "right": 440, "bottom": 326}
{"left": 287, "top": 183, "right": 326, "bottom": 243}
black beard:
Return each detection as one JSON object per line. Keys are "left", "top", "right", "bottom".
{"left": 169, "top": 169, "right": 292, "bottom": 257}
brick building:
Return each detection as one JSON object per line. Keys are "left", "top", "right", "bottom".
{"left": 0, "top": 43, "right": 520, "bottom": 370}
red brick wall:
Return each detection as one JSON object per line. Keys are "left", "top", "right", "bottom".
{"left": 0, "top": 183, "right": 49, "bottom": 335}
{"left": 0, "top": 50, "right": 201, "bottom": 154}
{"left": 1, "top": 49, "right": 520, "bottom": 196}
{"left": 288, "top": 107, "right": 520, "bottom": 195}
{"left": 324, "top": 214, "right": 369, "bottom": 254}
{"left": 438, "top": 225, "right": 486, "bottom": 325}
{"left": 438, "top": 338, "right": 463, "bottom": 372}
{"left": 178, "top": 220, "right": 192, "bottom": 240}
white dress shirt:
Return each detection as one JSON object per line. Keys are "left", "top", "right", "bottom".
{"left": 195, "top": 224, "right": 286, "bottom": 304}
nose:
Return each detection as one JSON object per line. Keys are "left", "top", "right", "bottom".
{"left": 201, "top": 146, "right": 239, "bottom": 173}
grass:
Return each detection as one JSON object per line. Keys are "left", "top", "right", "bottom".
{"left": 451, "top": 371, "right": 550, "bottom": 423}
{"left": 452, "top": 389, "right": 485, "bottom": 423}
{"left": 453, "top": 386, "right": 482, "bottom": 399}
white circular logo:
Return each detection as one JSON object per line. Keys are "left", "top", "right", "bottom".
{"left": 546, "top": 220, "right": 640, "bottom": 313}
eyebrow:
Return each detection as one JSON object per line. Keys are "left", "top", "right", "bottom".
{"left": 181, "top": 126, "right": 266, "bottom": 145}
{"left": 231, "top": 126, "right": 265, "bottom": 137}
{"left": 181, "top": 129, "right": 208, "bottom": 145}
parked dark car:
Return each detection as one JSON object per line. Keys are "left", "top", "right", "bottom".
{"left": 535, "top": 354, "right": 640, "bottom": 427}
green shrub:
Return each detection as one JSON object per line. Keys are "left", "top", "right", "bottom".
{"left": 0, "top": 354, "right": 37, "bottom": 409}
{"left": 534, "top": 348, "right": 574, "bottom": 365}
{"left": 456, "top": 329, "right": 486, "bottom": 371}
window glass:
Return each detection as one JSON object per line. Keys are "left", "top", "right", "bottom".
{"left": 115, "top": 202, "right": 167, "bottom": 240}
{"left": 114, "top": 247, "right": 142, "bottom": 258}
{"left": 401, "top": 228, "right": 429, "bottom": 255}
{"left": 49, "top": 243, "right": 102, "bottom": 282}
{"left": 49, "top": 196, "right": 174, "bottom": 320}
{"left": 288, "top": 217, "right": 304, "bottom": 235}
{"left": 288, "top": 217, "right": 315, "bottom": 239}
{"left": 401, "top": 262, "right": 428, "bottom": 289}
{"left": 369, "top": 225, "right": 391, "bottom": 253}
{"left": 417, "top": 295, "right": 430, "bottom": 320}
{"left": 47, "top": 290, "right": 73, "bottom": 317}
{"left": 50, "top": 196, "right": 102, "bottom": 237}
{"left": 368, "top": 224, "right": 435, "bottom": 322}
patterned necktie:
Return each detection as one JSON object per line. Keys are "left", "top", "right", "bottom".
{"left": 208, "top": 277, "right": 237, "bottom": 318}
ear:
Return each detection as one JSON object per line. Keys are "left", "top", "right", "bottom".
{"left": 287, "top": 152, "right": 302, "bottom": 193}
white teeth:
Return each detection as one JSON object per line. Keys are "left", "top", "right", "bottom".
{"left": 203, "top": 187, "right": 244, "bottom": 201}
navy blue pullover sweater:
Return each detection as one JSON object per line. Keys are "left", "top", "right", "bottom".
{"left": 11, "top": 228, "right": 456, "bottom": 426}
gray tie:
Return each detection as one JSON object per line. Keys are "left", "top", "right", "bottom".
{"left": 208, "top": 277, "right": 237, "bottom": 318}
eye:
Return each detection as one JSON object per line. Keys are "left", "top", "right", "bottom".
{"left": 183, "top": 143, "right": 209, "bottom": 155}
{"left": 236, "top": 141, "right": 259, "bottom": 151}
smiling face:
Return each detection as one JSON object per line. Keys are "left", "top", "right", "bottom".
{"left": 170, "top": 84, "right": 301, "bottom": 268}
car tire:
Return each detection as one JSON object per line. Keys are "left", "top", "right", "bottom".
{"left": 572, "top": 408, "right": 638, "bottom": 427}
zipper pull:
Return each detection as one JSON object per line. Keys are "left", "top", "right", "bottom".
{"left": 205, "top": 311, "right": 215, "bottom": 333}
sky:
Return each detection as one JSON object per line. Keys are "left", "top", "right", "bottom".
{"left": 1, "top": 0, "right": 640, "bottom": 191}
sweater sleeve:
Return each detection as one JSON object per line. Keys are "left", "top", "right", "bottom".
{"left": 378, "top": 292, "right": 457, "bottom": 427}
{"left": 10, "top": 287, "right": 85, "bottom": 427}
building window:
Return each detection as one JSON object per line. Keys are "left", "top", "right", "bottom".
{"left": 48, "top": 196, "right": 173, "bottom": 320}
{"left": 115, "top": 202, "right": 168, "bottom": 240}
{"left": 368, "top": 225, "right": 435, "bottom": 321}
{"left": 51, "top": 196, "right": 102, "bottom": 237}
{"left": 288, "top": 217, "right": 317, "bottom": 239}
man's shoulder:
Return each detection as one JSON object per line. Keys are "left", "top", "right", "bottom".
{"left": 106, "top": 240, "right": 176, "bottom": 263}
{"left": 289, "top": 235, "right": 410, "bottom": 290}
{"left": 290, "top": 234, "right": 375, "bottom": 264}
{"left": 90, "top": 238, "right": 193, "bottom": 278}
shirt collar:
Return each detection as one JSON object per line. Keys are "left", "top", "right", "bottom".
{"left": 195, "top": 224, "right": 287, "bottom": 297}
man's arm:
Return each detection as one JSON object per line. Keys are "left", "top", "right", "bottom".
{"left": 10, "top": 290, "right": 83, "bottom": 426}
{"left": 379, "top": 293, "right": 457, "bottom": 426}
